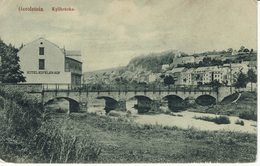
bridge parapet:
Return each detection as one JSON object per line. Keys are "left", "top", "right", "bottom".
{"left": 0, "top": 83, "right": 43, "bottom": 93}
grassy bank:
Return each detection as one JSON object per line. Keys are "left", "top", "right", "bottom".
{"left": 46, "top": 112, "right": 256, "bottom": 163}
{"left": 0, "top": 87, "right": 102, "bottom": 163}
{"left": 189, "top": 92, "right": 257, "bottom": 121}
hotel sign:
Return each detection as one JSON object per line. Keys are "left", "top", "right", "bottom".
{"left": 27, "top": 71, "right": 60, "bottom": 74}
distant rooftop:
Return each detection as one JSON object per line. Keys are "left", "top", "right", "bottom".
{"left": 170, "top": 67, "right": 186, "bottom": 73}
{"left": 63, "top": 49, "right": 81, "bottom": 62}
{"left": 66, "top": 50, "right": 81, "bottom": 57}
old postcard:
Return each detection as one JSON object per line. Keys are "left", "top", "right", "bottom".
{"left": 0, "top": 0, "right": 258, "bottom": 164}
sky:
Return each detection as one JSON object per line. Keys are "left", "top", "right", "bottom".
{"left": 0, "top": 0, "right": 257, "bottom": 72}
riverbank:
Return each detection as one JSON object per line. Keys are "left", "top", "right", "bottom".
{"left": 49, "top": 112, "right": 257, "bottom": 163}
{"left": 189, "top": 92, "right": 257, "bottom": 121}
{"left": 133, "top": 111, "right": 257, "bottom": 134}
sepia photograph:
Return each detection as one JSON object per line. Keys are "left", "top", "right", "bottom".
{"left": 0, "top": 0, "right": 258, "bottom": 164}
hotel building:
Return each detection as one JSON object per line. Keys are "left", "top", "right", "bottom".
{"left": 18, "top": 38, "right": 82, "bottom": 85}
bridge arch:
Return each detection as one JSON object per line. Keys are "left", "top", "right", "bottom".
{"left": 195, "top": 95, "right": 216, "bottom": 106}
{"left": 44, "top": 97, "right": 80, "bottom": 113}
{"left": 162, "top": 95, "right": 185, "bottom": 112}
{"left": 127, "top": 95, "right": 153, "bottom": 114}
{"left": 96, "top": 96, "right": 118, "bottom": 113}
{"left": 128, "top": 95, "right": 153, "bottom": 101}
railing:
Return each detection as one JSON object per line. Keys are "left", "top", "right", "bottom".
{"left": 0, "top": 83, "right": 217, "bottom": 93}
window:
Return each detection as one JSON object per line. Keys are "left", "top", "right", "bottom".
{"left": 39, "top": 59, "right": 45, "bottom": 70}
{"left": 39, "top": 47, "right": 44, "bottom": 55}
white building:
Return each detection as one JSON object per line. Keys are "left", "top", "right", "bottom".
{"left": 161, "top": 64, "right": 170, "bottom": 71}
{"left": 167, "top": 67, "right": 187, "bottom": 85}
{"left": 182, "top": 68, "right": 195, "bottom": 85}
{"left": 212, "top": 67, "right": 231, "bottom": 85}
{"left": 18, "top": 38, "right": 82, "bottom": 85}
{"left": 148, "top": 73, "right": 160, "bottom": 83}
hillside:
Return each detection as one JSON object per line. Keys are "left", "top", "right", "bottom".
{"left": 83, "top": 47, "right": 256, "bottom": 85}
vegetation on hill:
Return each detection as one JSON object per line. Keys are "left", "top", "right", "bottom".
{"left": 127, "top": 51, "right": 181, "bottom": 72}
{"left": 84, "top": 46, "right": 256, "bottom": 86}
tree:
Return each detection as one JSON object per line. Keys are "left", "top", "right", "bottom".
{"left": 227, "top": 48, "right": 233, "bottom": 53}
{"left": 235, "top": 72, "right": 248, "bottom": 88}
{"left": 0, "top": 40, "right": 25, "bottom": 83}
{"left": 209, "top": 80, "right": 222, "bottom": 90}
{"left": 238, "top": 46, "right": 245, "bottom": 52}
{"left": 247, "top": 69, "right": 257, "bottom": 91}
{"left": 164, "top": 75, "right": 175, "bottom": 87}
{"left": 243, "top": 48, "right": 250, "bottom": 53}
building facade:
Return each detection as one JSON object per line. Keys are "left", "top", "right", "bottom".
{"left": 18, "top": 38, "right": 82, "bottom": 85}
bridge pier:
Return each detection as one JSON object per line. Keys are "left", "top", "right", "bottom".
{"left": 79, "top": 102, "right": 88, "bottom": 112}
{"left": 116, "top": 100, "right": 126, "bottom": 112}
{"left": 151, "top": 100, "right": 160, "bottom": 112}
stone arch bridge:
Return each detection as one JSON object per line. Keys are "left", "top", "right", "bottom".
{"left": 14, "top": 84, "right": 235, "bottom": 113}
{"left": 1, "top": 84, "right": 236, "bottom": 112}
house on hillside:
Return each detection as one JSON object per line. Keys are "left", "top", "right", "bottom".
{"left": 212, "top": 67, "right": 231, "bottom": 85}
{"left": 148, "top": 73, "right": 161, "bottom": 83}
{"left": 181, "top": 68, "right": 195, "bottom": 85}
{"left": 167, "top": 67, "right": 187, "bottom": 85}
{"left": 18, "top": 38, "right": 82, "bottom": 85}
{"left": 161, "top": 64, "right": 170, "bottom": 71}
{"left": 223, "top": 63, "right": 249, "bottom": 74}
{"left": 194, "top": 66, "right": 217, "bottom": 85}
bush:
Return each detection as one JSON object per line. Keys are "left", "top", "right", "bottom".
{"left": 235, "top": 119, "right": 244, "bottom": 126}
{"left": 0, "top": 96, "right": 4, "bottom": 109}
{"left": 0, "top": 86, "right": 102, "bottom": 163}
{"left": 34, "top": 124, "right": 102, "bottom": 163}
{"left": 239, "top": 111, "right": 257, "bottom": 121}
{"left": 194, "top": 115, "right": 230, "bottom": 124}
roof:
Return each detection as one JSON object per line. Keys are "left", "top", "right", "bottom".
{"left": 66, "top": 50, "right": 81, "bottom": 56}
{"left": 65, "top": 50, "right": 81, "bottom": 62}
{"left": 186, "top": 68, "right": 195, "bottom": 73}
{"left": 195, "top": 66, "right": 219, "bottom": 72}
{"left": 65, "top": 56, "right": 82, "bottom": 64}
{"left": 223, "top": 63, "right": 248, "bottom": 68}
{"left": 22, "top": 38, "right": 82, "bottom": 63}
{"left": 170, "top": 67, "right": 186, "bottom": 73}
